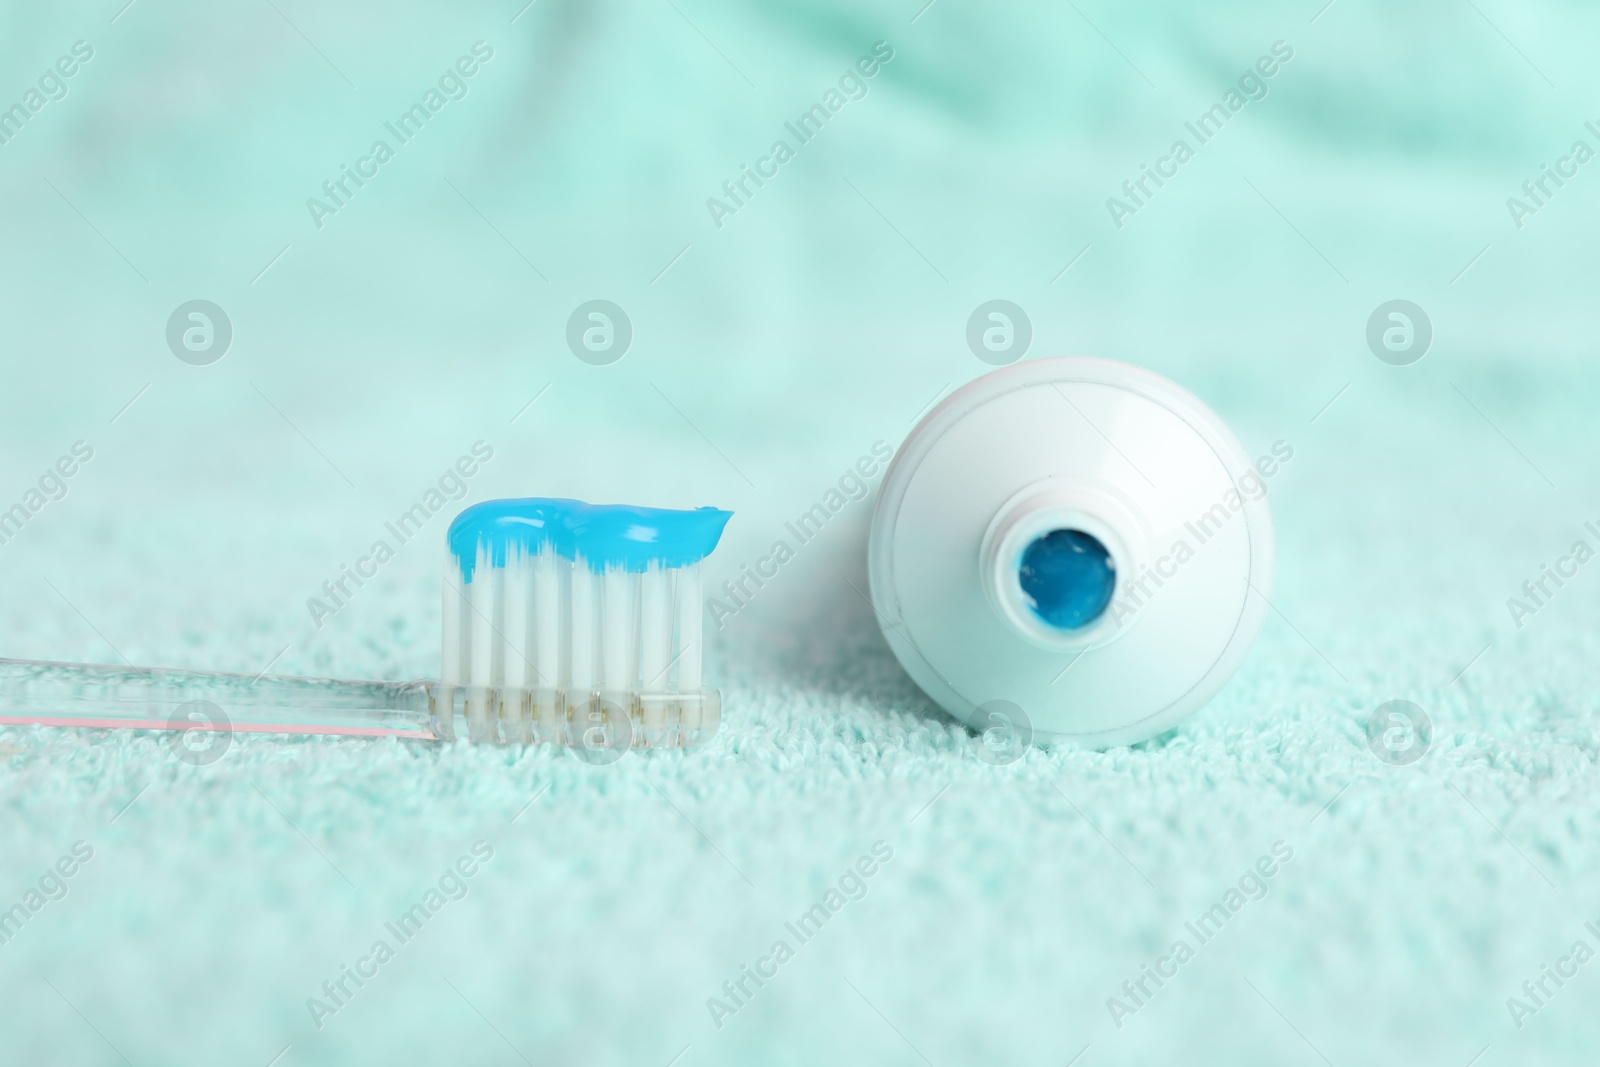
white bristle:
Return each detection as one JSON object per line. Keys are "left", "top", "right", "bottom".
{"left": 533, "top": 546, "right": 560, "bottom": 690}
{"left": 442, "top": 538, "right": 711, "bottom": 742}
{"left": 601, "top": 565, "right": 638, "bottom": 693}
{"left": 568, "top": 557, "right": 596, "bottom": 691}
{"left": 469, "top": 547, "right": 495, "bottom": 689}
{"left": 640, "top": 564, "right": 672, "bottom": 693}
{"left": 501, "top": 547, "right": 530, "bottom": 690}
{"left": 675, "top": 562, "right": 702, "bottom": 691}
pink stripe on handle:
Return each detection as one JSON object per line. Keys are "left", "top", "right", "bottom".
{"left": 0, "top": 716, "right": 436, "bottom": 740}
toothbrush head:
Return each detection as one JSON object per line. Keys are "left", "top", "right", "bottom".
{"left": 437, "top": 498, "right": 732, "bottom": 750}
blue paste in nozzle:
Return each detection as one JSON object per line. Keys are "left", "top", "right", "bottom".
{"left": 448, "top": 498, "right": 732, "bottom": 581}
{"left": 1018, "top": 528, "right": 1117, "bottom": 630}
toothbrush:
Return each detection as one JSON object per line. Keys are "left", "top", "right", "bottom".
{"left": 0, "top": 498, "right": 731, "bottom": 751}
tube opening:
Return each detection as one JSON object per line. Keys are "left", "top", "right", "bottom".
{"left": 1018, "top": 529, "right": 1116, "bottom": 630}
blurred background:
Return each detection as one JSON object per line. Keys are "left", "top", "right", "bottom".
{"left": 3, "top": 0, "right": 1600, "bottom": 1063}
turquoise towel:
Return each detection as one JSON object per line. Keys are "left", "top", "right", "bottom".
{"left": 3, "top": 1, "right": 1598, "bottom": 1062}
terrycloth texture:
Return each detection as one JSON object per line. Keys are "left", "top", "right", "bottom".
{"left": 4, "top": 1, "right": 1600, "bottom": 1063}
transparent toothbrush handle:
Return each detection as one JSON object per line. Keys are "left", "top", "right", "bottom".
{"left": 0, "top": 657, "right": 436, "bottom": 739}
